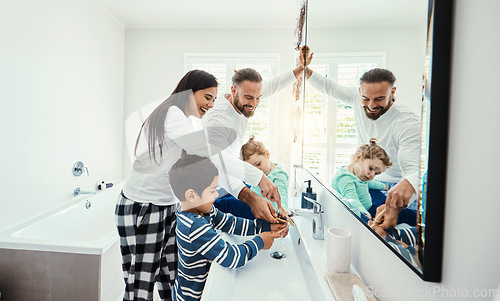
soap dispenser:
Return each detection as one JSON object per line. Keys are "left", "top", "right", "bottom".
{"left": 301, "top": 180, "right": 316, "bottom": 209}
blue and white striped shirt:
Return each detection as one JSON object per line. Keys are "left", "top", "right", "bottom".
{"left": 173, "top": 206, "right": 270, "bottom": 301}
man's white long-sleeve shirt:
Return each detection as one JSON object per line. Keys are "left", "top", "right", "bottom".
{"left": 308, "top": 72, "right": 421, "bottom": 198}
{"left": 203, "top": 71, "right": 296, "bottom": 197}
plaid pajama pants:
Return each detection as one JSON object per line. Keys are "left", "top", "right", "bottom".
{"left": 115, "top": 192, "right": 179, "bottom": 301}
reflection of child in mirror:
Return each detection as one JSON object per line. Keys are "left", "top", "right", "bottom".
{"left": 331, "top": 138, "right": 392, "bottom": 219}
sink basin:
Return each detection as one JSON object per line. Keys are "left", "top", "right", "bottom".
{"left": 202, "top": 218, "right": 331, "bottom": 301}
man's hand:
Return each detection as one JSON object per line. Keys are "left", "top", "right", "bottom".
{"left": 385, "top": 179, "right": 415, "bottom": 208}
{"left": 299, "top": 45, "right": 313, "bottom": 66}
{"left": 238, "top": 187, "right": 278, "bottom": 223}
{"left": 385, "top": 178, "right": 415, "bottom": 209}
{"left": 293, "top": 45, "right": 314, "bottom": 80}
{"left": 258, "top": 175, "right": 282, "bottom": 210}
{"left": 372, "top": 179, "right": 415, "bottom": 229}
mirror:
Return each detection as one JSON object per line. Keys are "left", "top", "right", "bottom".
{"left": 299, "top": 0, "right": 452, "bottom": 281}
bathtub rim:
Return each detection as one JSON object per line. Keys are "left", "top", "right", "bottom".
{"left": 0, "top": 181, "right": 124, "bottom": 255}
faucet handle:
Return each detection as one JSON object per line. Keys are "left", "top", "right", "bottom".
{"left": 303, "top": 196, "right": 323, "bottom": 212}
{"left": 73, "top": 161, "right": 89, "bottom": 176}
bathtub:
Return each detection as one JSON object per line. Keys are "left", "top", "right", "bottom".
{"left": 0, "top": 182, "right": 125, "bottom": 301}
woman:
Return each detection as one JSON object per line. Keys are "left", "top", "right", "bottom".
{"left": 115, "top": 70, "right": 278, "bottom": 300}
{"left": 115, "top": 70, "right": 218, "bottom": 301}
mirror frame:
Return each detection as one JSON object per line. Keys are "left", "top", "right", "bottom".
{"left": 301, "top": 0, "right": 453, "bottom": 282}
{"left": 417, "top": 0, "right": 453, "bottom": 283}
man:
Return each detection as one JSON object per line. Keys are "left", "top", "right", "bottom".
{"left": 301, "top": 47, "right": 421, "bottom": 228}
{"left": 204, "top": 65, "right": 307, "bottom": 223}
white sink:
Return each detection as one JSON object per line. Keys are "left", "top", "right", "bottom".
{"left": 202, "top": 217, "right": 333, "bottom": 301}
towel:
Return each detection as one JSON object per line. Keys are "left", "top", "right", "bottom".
{"left": 324, "top": 272, "right": 377, "bottom": 301}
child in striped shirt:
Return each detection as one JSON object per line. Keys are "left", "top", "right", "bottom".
{"left": 169, "top": 154, "right": 284, "bottom": 301}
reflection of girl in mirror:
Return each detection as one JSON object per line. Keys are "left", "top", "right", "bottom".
{"left": 331, "top": 138, "right": 392, "bottom": 220}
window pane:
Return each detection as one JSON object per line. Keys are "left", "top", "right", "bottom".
{"left": 303, "top": 64, "right": 329, "bottom": 174}
{"left": 188, "top": 57, "right": 276, "bottom": 154}
{"left": 235, "top": 63, "right": 272, "bottom": 144}
{"left": 192, "top": 63, "right": 228, "bottom": 93}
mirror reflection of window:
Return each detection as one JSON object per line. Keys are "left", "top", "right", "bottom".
{"left": 303, "top": 64, "right": 329, "bottom": 178}
{"left": 302, "top": 53, "right": 385, "bottom": 182}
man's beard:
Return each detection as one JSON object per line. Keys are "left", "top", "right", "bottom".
{"left": 234, "top": 93, "right": 256, "bottom": 118}
{"left": 363, "top": 100, "right": 392, "bottom": 120}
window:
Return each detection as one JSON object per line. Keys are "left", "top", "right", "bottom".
{"left": 302, "top": 53, "right": 386, "bottom": 182}
{"left": 185, "top": 54, "right": 279, "bottom": 152}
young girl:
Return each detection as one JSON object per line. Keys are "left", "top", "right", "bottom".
{"left": 331, "top": 138, "right": 392, "bottom": 220}
{"left": 241, "top": 136, "right": 289, "bottom": 213}
{"left": 213, "top": 136, "right": 289, "bottom": 219}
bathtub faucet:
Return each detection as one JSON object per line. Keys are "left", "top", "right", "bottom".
{"left": 74, "top": 187, "right": 96, "bottom": 196}
{"left": 290, "top": 196, "right": 324, "bottom": 240}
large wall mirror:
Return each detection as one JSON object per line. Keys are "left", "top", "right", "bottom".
{"left": 298, "top": 0, "right": 452, "bottom": 282}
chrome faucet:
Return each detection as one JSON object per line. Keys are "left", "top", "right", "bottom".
{"left": 74, "top": 187, "right": 96, "bottom": 196}
{"left": 291, "top": 196, "right": 324, "bottom": 240}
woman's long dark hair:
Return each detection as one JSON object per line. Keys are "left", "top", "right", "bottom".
{"left": 134, "top": 70, "right": 218, "bottom": 163}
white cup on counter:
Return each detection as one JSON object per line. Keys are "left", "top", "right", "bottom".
{"left": 326, "top": 227, "right": 352, "bottom": 273}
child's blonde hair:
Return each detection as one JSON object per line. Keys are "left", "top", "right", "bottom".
{"left": 355, "top": 138, "right": 393, "bottom": 167}
{"left": 240, "top": 135, "right": 267, "bottom": 161}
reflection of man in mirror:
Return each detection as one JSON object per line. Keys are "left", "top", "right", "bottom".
{"left": 204, "top": 64, "right": 308, "bottom": 222}
{"left": 300, "top": 47, "right": 420, "bottom": 228}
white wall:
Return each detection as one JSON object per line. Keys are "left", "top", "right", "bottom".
{"left": 122, "top": 28, "right": 298, "bottom": 176}
{"left": 0, "top": 0, "right": 125, "bottom": 231}
{"left": 308, "top": 25, "right": 427, "bottom": 114}
{"left": 305, "top": 1, "right": 500, "bottom": 300}
{"left": 122, "top": 25, "right": 424, "bottom": 177}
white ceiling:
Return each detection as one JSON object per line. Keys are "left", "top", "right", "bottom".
{"left": 91, "top": 0, "right": 428, "bottom": 29}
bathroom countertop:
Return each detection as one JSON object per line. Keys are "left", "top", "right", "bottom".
{"left": 201, "top": 213, "right": 344, "bottom": 300}
{"left": 201, "top": 227, "right": 313, "bottom": 301}
{"left": 293, "top": 214, "right": 372, "bottom": 301}
{"left": 292, "top": 216, "right": 337, "bottom": 300}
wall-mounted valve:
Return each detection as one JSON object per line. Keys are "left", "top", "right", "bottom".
{"left": 73, "top": 161, "right": 89, "bottom": 177}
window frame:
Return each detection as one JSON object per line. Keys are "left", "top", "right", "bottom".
{"left": 184, "top": 53, "right": 281, "bottom": 156}
{"left": 302, "top": 52, "right": 386, "bottom": 182}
